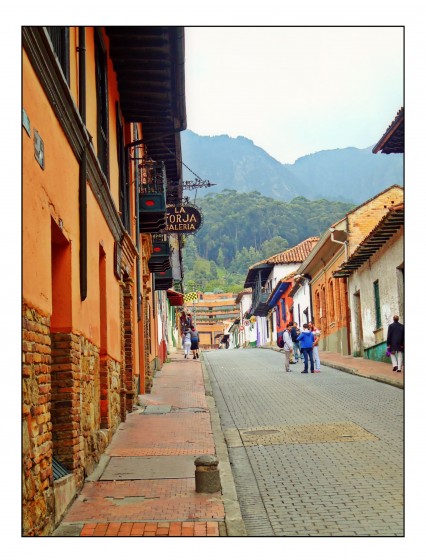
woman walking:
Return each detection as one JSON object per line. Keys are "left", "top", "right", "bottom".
{"left": 190, "top": 326, "right": 200, "bottom": 359}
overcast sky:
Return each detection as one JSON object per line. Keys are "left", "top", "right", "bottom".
{"left": 184, "top": 26, "right": 403, "bottom": 164}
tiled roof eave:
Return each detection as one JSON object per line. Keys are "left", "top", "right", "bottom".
{"left": 333, "top": 206, "right": 403, "bottom": 277}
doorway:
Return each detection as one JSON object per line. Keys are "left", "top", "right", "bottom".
{"left": 353, "top": 291, "right": 363, "bottom": 357}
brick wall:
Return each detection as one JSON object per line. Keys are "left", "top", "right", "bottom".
{"left": 347, "top": 186, "right": 403, "bottom": 253}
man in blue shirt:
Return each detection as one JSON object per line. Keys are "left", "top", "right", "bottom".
{"left": 297, "top": 324, "right": 315, "bottom": 373}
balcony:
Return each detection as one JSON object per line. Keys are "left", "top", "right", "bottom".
{"left": 148, "top": 236, "right": 171, "bottom": 272}
{"left": 154, "top": 268, "right": 173, "bottom": 291}
{"left": 252, "top": 291, "right": 270, "bottom": 317}
{"left": 139, "top": 161, "right": 167, "bottom": 233}
{"left": 252, "top": 274, "right": 271, "bottom": 317}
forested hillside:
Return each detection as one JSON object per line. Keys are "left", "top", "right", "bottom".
{"left": 183, "top": 191, "right": 354, "bottom": 293}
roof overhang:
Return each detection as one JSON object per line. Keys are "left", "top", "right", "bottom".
{"left": 244, "top": 264, "right": 273, "bottom": 289}
{"left": 372, "top": 108, "right": 404, "bottom": 154}
{"left": 334, "top": 205, "right": 404, "bottom": 278}
{"left": 106, "top": 27, "right": 187, "bottom": 184}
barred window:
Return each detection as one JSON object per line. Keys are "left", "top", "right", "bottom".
{"left": 46, "top": 26, "right": 70, "bottom": 83}
{"left": 95, "top": 30, "right": 109, "bottom": 180}
{"left": 373, "top": 280, "right": 382, "bottom": 329}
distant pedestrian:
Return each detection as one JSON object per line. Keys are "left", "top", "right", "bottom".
{"left": 386, "top": 315, "right": 404, "bottom": 372}
{"left": 310, "top": 323, "right": 321, "bottom": 373}
{"left": 183, "top": 329, "right": 192, "bottom": 359}
{"left": 190, "top": 326, "right": 200, "bottom": 359}
{"left": 184, "top": 313, "right": 193, "bottom": 329}
{"left": 282, "top": 323, "right": 294, "bottom": 373}
{"left": 297, "top": 324, "right": 315, "bottom": 373}
{"left": 290, "top": 322, "right": 301, "bottom": 363}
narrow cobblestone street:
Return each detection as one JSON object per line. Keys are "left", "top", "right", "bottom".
{"left": 203, "top": 348, "right": 403, "bottom": 537}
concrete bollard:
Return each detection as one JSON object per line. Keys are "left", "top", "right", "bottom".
{"left": 194, "top": 455, "right": 221, "bottom": 493}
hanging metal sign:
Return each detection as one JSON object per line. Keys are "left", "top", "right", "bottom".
{"left": 164, "top": 204, "right": 203, "bottom": 234}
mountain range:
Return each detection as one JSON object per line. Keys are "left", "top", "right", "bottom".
{"left": 181, "top": 130, "right": 403, "bottom": 204}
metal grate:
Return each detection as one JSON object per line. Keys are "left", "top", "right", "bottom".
{"left": 52, "top": 457, "right": 70, "bottom": 481}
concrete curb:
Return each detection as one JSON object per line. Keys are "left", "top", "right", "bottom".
{"left": 319, "top": 360, "right": 404, "bottom": 389}
{"left": 262, "top": 345, "right": 403, "bottom": 389}
{"left": 201, "top": 356, "right": 247, "bottom": 537}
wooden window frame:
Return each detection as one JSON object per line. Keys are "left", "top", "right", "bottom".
{"left": 373, "top": 280, "right": 382, "bottom": 329}
{"left": 95, "top": 28, "right": 109, "bottom": 182}
{"left": 46, "top": 26, "right": 70, "bottom": 84}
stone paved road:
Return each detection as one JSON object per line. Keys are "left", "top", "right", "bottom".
{"left": 203, "top": 348, "right": 403, "bottom": 537}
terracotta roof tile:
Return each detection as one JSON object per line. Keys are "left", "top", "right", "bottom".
{"left": 235, "top": 287, "right": 252, "bottom": 304}
{"left": 334, "top": 203, "right": 404, "bottom": 277}
{"left": 250, "top": 237, "right": 320, "bottom": 269}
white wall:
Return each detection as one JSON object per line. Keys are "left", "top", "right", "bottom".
{"left": 238, "top": 293, "right": 253, "bottom": 347}
{"left": 348, "top": 234, "right": 403, "bottom": 352}
{"left": 291, "top": 279, "right": 312, "bottom": 328}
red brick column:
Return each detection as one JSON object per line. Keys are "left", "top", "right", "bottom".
{"left": 123, "top": 278, "right": 135, "bottom": 413}
{"left": 50, "top": 332, "right": 83, "bottom": 478}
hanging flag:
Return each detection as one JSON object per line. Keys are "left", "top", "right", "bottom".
{"left": 183, "top": 291, "right": 198, "bottom": 303}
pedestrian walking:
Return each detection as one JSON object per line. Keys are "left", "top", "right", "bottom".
{"left": 283, "top": 323, "right": 294, "bottom": 372}
{"left": 386, "top": 315, "right": 404, "bottom": 372}
{"left": 290, "top": 322, "right": 301, "bottom": 363}
{"left": 183, "top": 329, "right": 192, "bottom": 359}
{"left": 297, "top": 324, "right": 315, "bottom": 373}
{"left": 190, "top": 326, "right": 200, "bottom": 359}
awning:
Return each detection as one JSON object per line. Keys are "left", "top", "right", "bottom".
{"left": 166, "top": 289, "right": 184, "bottom": 306}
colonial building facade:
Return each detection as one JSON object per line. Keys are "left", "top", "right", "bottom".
{"left": 295, "top": 185, "right": 403, "bottom": 356}
{"left": 242, "top": 238, "right": 319, "bottom": 347}
{"left": 22, "top": 26, "right": 186, "bottom": 535}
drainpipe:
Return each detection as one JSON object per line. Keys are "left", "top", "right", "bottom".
{"left": 78, "top": 27, "right": 87, "bottom": 300}
{"left": 133, "top": 126, "right": 142, "bottom": 322}
{"left": 329, "top": 227, "right": 351, "bottom": 355}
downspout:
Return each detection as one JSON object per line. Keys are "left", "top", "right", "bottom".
{"left": 78, "top": 27, "right": 87, "bottom": 300}
{"left": 304, "top": 274, "right": 314, "bottom": 324}
{"left": 133, "top": 126, "right": 142, "bottom": 322}
{"left": 329, "top": 226, "right": 351, "bottom": 355}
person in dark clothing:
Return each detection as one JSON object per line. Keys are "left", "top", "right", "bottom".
{"left": 290, "top": 322, "right": 301, "bottom": 363}
{"left": 190, "top": 326, "right": 200, "bottom": 359}
{"left": 386, "top": 315, "right": 404, "bottom": 372}
{"left": 297, "top": 324, "right": 315, "bottom": 373}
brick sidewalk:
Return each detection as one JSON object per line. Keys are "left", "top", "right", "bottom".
{"left": 53, "top": 351, "right": 226, "bottom": 537}
{"left": 319, "top": 350, "right": 404, "bottom": 388}
{"left": 269, "top": 346, "right": 403, "bottom": 389}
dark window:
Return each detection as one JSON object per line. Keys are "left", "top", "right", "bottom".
{"left": 373, "top": 280, "right": 382, "bottom": 329}
{"left": 281, "top": 298, "right": 286, "bottom": 322}
{"left": 116, "top": 104, "right": 130, "bottom": 232}
{"left": 46, "top": 27, "right": 70, "bottom": 83}
{"left": 95, "top": 30, "right": 109, "bottom": 181}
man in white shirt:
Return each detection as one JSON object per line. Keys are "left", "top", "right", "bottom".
{"left": 283, "top": 323, "right": 294, "bottom": 373}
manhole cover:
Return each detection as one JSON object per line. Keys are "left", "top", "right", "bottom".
{"left": 244, "top": 429, "right": 280, "bottom": 436}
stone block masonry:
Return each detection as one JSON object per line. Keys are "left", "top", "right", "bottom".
{"left": 22, "top": 304, "right": 54, "bottom": 536}
{"left": 22, "top": 302, "right": 125, "bottom": 536}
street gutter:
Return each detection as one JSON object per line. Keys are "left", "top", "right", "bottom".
{"left": 201, "top": 356, "right": 247, "bottom": 536}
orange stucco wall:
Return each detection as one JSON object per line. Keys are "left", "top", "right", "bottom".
{"left": 23, "top": 34, "right": 125, "bottom": 362}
